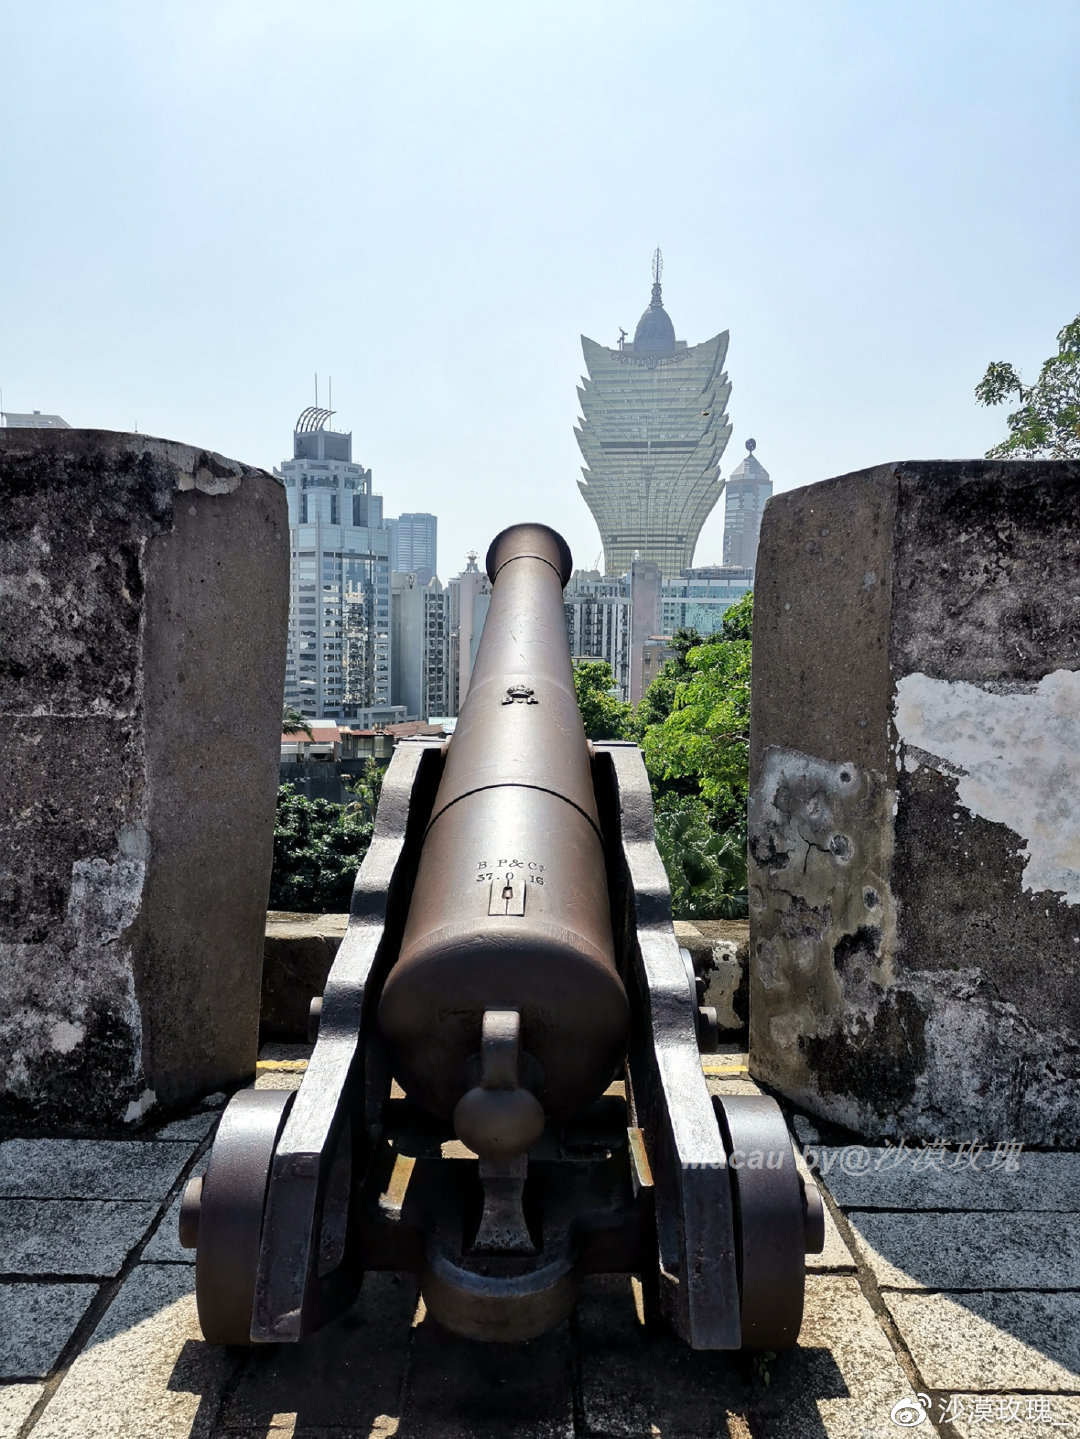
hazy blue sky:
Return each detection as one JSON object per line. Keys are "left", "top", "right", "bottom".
{"left": 3, "top": 1, "right": 1078, "bottom": 575}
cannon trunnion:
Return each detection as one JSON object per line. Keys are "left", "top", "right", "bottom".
{"left": 181, "top": 523, "right": 823, "bottom": 1350}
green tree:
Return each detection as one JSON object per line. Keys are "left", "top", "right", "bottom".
{"left": 633, "top": 628, "right": 707, "bottom": 735}
{"left": 716, "top": 590, "right": 754, "bottom": 643}
{"left": 641, "top": 622, "right": 752, "bottom": 840}
{"left": 975, "top": 313, "right": 1080, "bottom": 458}
{"left": 282, "top": 704, "right": 314, "bottom": 739}
{"left": 653, "top": 794, "right": 748, "bottom": 919}
{"left": 573, "top": 659, "right": 632, "bottom": 740}
{"left": 344, "top": 760, "right": 385, "bottom": 825}
{"left": 269, "top": 783, "right": 373, "bottom": 912}
{"left": 632, "top": 597, "right": 752, "bottom": 739}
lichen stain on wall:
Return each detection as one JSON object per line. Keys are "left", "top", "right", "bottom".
{"left": 748, "top": 747, "right": 903, "bottom": 1121}
{"left": 894, "top": 669, "right": 1080, "bottom": 905}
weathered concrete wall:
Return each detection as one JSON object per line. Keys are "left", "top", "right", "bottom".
{"left": 674, "top": 919, "right": 749, "bottom": 1036}
{"left": 0, "top": 430, "right": 288, "bottom": 1130}
{"left": 261, "top": 911, "right": 349, "bottom": 1040}
{"left": 258, "top": 914, "right": 748, "bottom": 1043}
{"left": 749, "top": 460, "right": 1080, "bottom": 1144}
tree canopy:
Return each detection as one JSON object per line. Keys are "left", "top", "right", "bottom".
{"left": 572, "top": 659, "right": 633, "bottom": 741}
{"left": 269, "top": 784, "right": 372, "bottom": 912}
{"left": 282, "top": 704, "right": 314, "bottom": 739}
{"left": 976, "top": 313, "right": 1080, "bottom": 459}
{"left": 640, "top": 628, "right": 752, "bottom": 841}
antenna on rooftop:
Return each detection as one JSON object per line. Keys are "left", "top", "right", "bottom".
{"left": 315, "top": 372, "right": 319, "bottom": 409}
{"left": 652, "top": 247, "right": 663, "bottom": 286}
{"left": 328, "top": 376, "right": 332, "bottom": 424}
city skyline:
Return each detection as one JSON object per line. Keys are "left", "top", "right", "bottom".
{"left": 3, "top": 3, "right": 1078, "bottom": 576}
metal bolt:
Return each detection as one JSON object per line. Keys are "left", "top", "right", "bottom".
{"left": 308, "top": 996, "right": 323, "bottom": 1044}
{"left": 801, "top": 1178, "right": 825, "bottom": 1254}
{"left": 179, "top": 1175, "right": 203, "bottom": 1249}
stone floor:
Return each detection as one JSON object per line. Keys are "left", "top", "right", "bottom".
{"left": 1, "top": 1052, "right": 1078, "bottom": 1438}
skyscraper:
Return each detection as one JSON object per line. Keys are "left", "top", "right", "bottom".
{"left": 446, "top": 553, "right": 490, "bottom": 711}
{"left": 563, "top": 565, "right": 753, "bottom": 703}
{"left": 387, "top": 512, "right": 438, "bottom": 586}
{"left": 279, "top": 407, "right": 398, "bottom": 723}
{"left": 722, "top": 439, "right": 772, "bottom": 572}
{"left": 575, "top": 251, "right": 732, "bottom": 577}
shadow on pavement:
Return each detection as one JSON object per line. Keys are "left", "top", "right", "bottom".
{"left": 168, "top": 1273, "right": 851, "bottom": 1439}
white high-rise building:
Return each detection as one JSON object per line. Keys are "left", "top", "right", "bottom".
{"left": 563, "top": 563, "right": 753, "bottom": 703}
{"left": 422, "top": 579, "right": 453, "bottom": 720}
{"left": 446, "top": 553, "right": 491, "bottom": 712}
{"left": 279, "top": 407, "right": 400, "bottom": 724}
{"left": 563, "top": 570, "right": 632, "bottom": 698}
{"left": 722, "top": 440, "right": 772, "bottom": 572}
{"left": 390, "top": 571, "right": 424, "bottom": 719}
{"left": 391, "top": 571, "right": 454, "bottom": 721}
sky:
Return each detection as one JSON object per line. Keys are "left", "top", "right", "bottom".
{"left": 3, "top": 0, "right": 1079, "bottom": 577}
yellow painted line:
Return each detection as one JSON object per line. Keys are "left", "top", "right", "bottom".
{"left": 701, "top": 1058, "right": 750, "bottom": 1076}
{"left": 256, "top": 1059, "right": 309, "bottom": 1072}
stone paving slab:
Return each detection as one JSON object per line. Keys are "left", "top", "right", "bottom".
{"left": 846, "top": 1211, "right": 1080, "bottom": 1290}
{"left": 0, "top": 1140, "right": 195, "bottom": 1200}
{"left": 576, "top": 1272, "right": 913, "bottom": 1438}
{"left": 883, "top": 1289, "right": 1080, "bottom": 1392}
{"left": 792, "top": 1114, "right": 821, "bottom": 1146}
{"left": 253, "top": 1070, "right": 305, "bottom": 1092}
{"left": 0, "top": 1281, "right": 99, "bottom": 1378}
{"left": 143, "top": 1157, "right": 207, "bottom": 1264}
{"left": 816, "top": 1148, "right": 1080, "bottom": 1210}
{"left": 217, "top": 1273, "right": 418, "bottom": 1435}
{"left": 705, "top": 1076, "right": 762, "bottom": 1098}
{"left": 398, "top": 1304, "right": 574, "bottom": 1438}
{"left": 151, "top": 1113, "right": 219, "bottom": 1142}
{"left": 0, "top": 1199, "right": 160, "bottom": 1277}
{"left": 0, "top": 1382, "right": 43, "bottom": 1439}
{"left": 30, "top": 1263, "right": 236, "bottom": 1439}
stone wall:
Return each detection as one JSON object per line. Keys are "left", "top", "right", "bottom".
{"left": 261, "top": 911, "right": 349, "bottom": 1040}
{"left": 748, "top": 460, "right": 1080, "bottom": 1145}
{"left": 260, "top": 916, "right": 749, "bottom": 1043}
{"left": 0, "top": 430, "right": 288, "bottom": 1129}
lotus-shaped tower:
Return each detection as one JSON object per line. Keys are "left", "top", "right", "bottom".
{"left": 575, "top": 252, "right": 732, "bottom": 577}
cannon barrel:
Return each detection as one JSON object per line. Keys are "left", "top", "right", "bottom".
{"left": 377, "top": 523, "right": 629, "bottom": 1151}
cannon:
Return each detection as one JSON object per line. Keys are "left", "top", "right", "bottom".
{"left": 179, "top": 521, "right": 823, "bottom": 1350}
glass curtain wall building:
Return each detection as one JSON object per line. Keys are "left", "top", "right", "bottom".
{"left": 388, "top": 512, "right": 438, "bottom": 587}
{"left": 563, "top": 565, "right": 752, "bottom": 702}
{"left": 279, "top": 407, "right": 395, "bottom": 722}
{"left": 575, "top": 253, "right": 733, "bottom": 577}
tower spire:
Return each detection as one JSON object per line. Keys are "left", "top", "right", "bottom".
{"left": 651, "top": 246, "right": 664, "bottom": 306}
